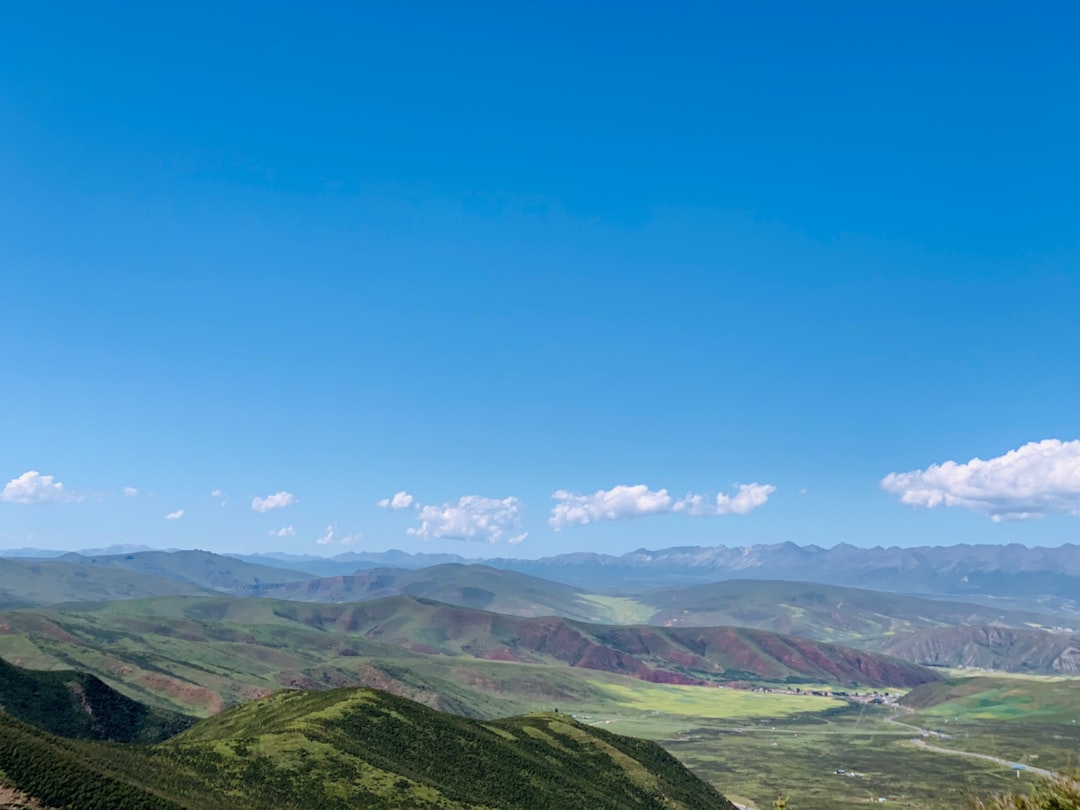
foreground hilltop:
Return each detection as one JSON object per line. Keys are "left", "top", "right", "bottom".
{"left": 0, "top": 685, "right": 736, "bottom": 810}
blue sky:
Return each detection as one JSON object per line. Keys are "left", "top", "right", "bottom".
{"left": 1, "top": 1, "right": 1077, "bottom": 556}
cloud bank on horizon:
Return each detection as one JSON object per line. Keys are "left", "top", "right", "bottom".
{"left": 882, "top": 439, "right": 1080, "bottom": 521}
{"left": 5, "top": 438, "right": 1079, "bottom": 550}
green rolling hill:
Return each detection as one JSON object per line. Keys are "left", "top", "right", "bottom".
{"left": 251, "top": 563, "right": 618, "bottom": 621}
{"left": 0, "top": 687, "right": 736, "bottom": 809}
{"left": 900, "top": 674, "right": 1080, "bottom": 721}
{"left": 640, "top": 578, "right": 1057, "bottom": 642}
{"left": 0, "top": 594, "right": 935, "bottom": 719}
{"left": 251, "top": 566, "right": 1074, "bottom": 674}
{"left": 244, "top": 564, "right": 1064, "bottom": 652}
{"left": 0, "top": 550, "right": 318, "bottom": 608}
{"left": 58, "top": 549, "right": 315, "bottom": 593}
{"left": 0, "top": 557, "right": 213, "bottom": 606}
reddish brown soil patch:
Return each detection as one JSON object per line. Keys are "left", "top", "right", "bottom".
{"left": 131, "top": 670, "right": 225, "bottom": 714}
{"left": 0, "top": 783, "right": 54, "bottom": 809}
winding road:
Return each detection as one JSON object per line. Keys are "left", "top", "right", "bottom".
{"left": 908, "top": 737, "right": 1055, "bottom": 779}
{"left": 887, "top": 713, "right": 1060, "bottom": 780}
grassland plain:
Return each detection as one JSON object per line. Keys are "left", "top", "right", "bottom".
{"left": 522, "top": 678, "right": 1061, "bottom": 809}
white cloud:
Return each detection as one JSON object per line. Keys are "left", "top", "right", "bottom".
{"left": 406, "top": 495, "right": 527, "bottom": 544}
{"left": 882, "top": 439, "right": 1080, "bottom": 522}
{"left": 315, "top": 523, "right": 361, "bottom": 546}
{"left": 270, "top": 525, "right": 295, "bottom": 537}
{"left": 549, "top": 482, "right": 775, "bottom": 529}
{"left": 251, "top": 491, "right": 297, "bottom": 513}
{"left": 210, "top": 489, "right": 224, "bottom": 498}
{"left": 377, "top": 491, "right": 415, "bottom": 510}
{"left": 165, "top": 509, "right": 185, "bottom": 520}
{"left": 549, "top": 484, "right": 673, "bottom": 530}
{"left": 673, "top": 483, "right": 777, "bottom": 516}
{"left": 1, "top": 471, "right": 80, "bottom": 504}
{"left": 122, "top": 486, "right": 139, "bottom": 497}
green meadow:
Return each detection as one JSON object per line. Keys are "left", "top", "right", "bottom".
{"left": 541, "top": 675, "right": 1080, "bottom": 809}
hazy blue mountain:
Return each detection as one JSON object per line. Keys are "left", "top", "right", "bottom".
{"left": 55, "top": 549, "right": 315, "bottom": 593}
{"left": 229, "top": 542, "right": 1080, "bottom": 605}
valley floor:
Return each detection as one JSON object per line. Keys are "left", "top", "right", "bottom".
{"left": 545, "top": 681, "right": 1080, "bottom": 810}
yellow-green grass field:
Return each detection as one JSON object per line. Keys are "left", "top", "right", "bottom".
{"left": 574, "top": 593, "right": 657, "bottom": 625}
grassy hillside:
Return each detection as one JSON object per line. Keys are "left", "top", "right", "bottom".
{"left": 902, "top": 674, "right": 1080, "bottom": 722}
{"left": 0, "top": 558, "right": 212, "bottom": 606}
{"left": 0, "top": 595, "right": 934, "bottom": 723}
{"left": 252, "top": 563, "right": 622, "bottom": 622}
{"left": 0, "top": 657, "right": 194, "bottom": 742}
{"left": 642, "top": 579, "right": 1057, "bottom": 642}
{"left": 0, "top": 688, "right": 736, "bottom": 810}
{"left": 255, "top": 567, "right": 1072, "bottom": 674}
{"left": 58, "top": 549, "right": 315, "bottom": 593}
{"left": 0, "top": 594, "right": 933, "bottom": 697}
{"left": 262, "top": 594, "right": 937, "bottom": 687}
{"left": 0, "top": 595, "right": 585, "bottom": 717}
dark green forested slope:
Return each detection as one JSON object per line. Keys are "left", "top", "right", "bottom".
{"left": 0, "top": 711, "right": 183, "bottom": 810}
{"left": 0, "top": 686, "right": 736, "bottom": 810}
{"left": 0, "top": 656, "right": 194, "bottom": 742}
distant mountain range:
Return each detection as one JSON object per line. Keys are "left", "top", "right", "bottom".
{"left": 239, "top": 542, "right": 1080, "bottom": 605}
{"left": 6, "top": 542, "right": 1079, "bottom": 606}
{"left": 0, "top": 544, "right": 162, "bottom": 558}
{"left": 491, "top": 542, "right": 1080, "bottom": 601}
